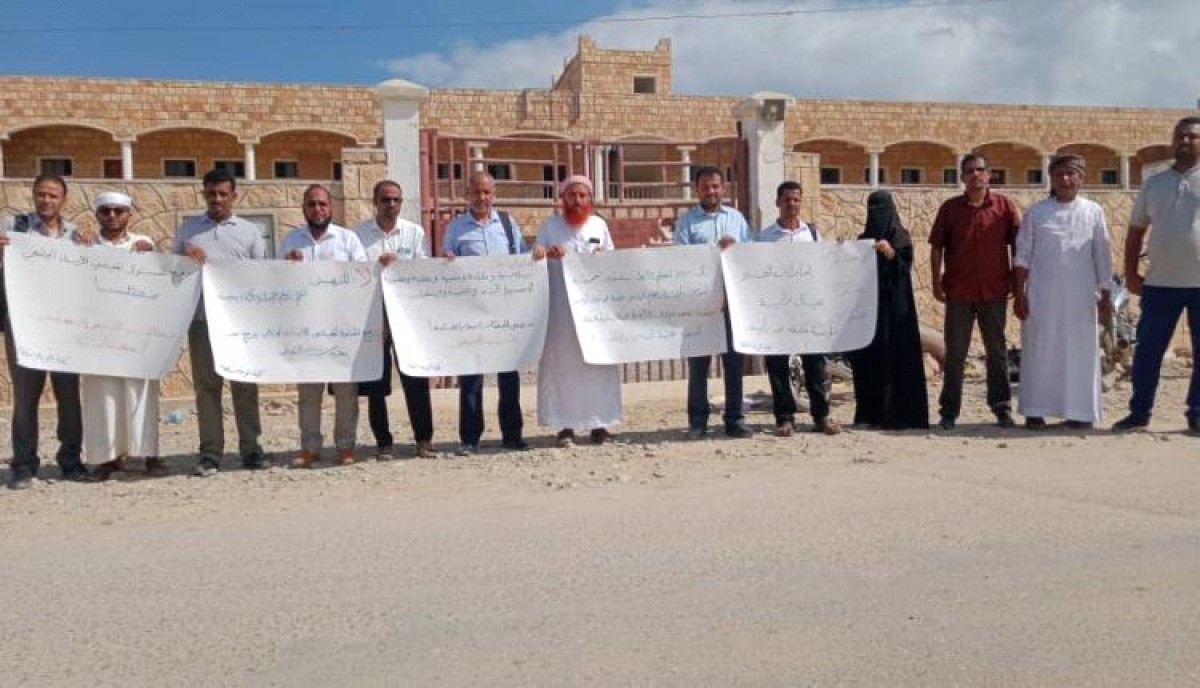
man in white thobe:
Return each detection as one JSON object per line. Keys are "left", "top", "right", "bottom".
{"left": 535, "top": 175, "right": 622, "bottom": 447}
{"left": 81, "top": 191, "right": 166, "bottom": 479}
{"left": 1013, "top": 154, "right": 1113, "bottom": 428}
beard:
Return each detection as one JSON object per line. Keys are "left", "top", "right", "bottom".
{"left": 308, "top": 217, "right": 332, "bottom": 232}
{"left": 564, "top": 203, "right": 592, "bottom": 226}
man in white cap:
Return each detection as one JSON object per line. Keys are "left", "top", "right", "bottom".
{"left": 175, "top": 168, "right": 270, "bottom": 477}
{"left": 535, "top": 175, "right": 622, "bottom": 447}
{"left": 82, "top": 192, "right": 165, "bottom": 480}
{"left": 280, "top": 184, "right": 368, "bottom": 468}
{"left": 0, "top": 174, "right": 89, "bottom": 488}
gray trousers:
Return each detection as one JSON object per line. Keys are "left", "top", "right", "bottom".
{"left": 187, "top": 320, "right": 263, "bottom": 461}
{"left": 298, "top": 383, "right": 358, "bottom": 452}
{"left": 938, "top": 297, "right": 1012, "bottom": 420}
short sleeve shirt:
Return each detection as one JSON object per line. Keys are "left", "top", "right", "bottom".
{"left": 278, "top": 224, "right": 367, "bottom": 262}
{"left": 352, "top": 217, "right": 427, "bottom": 262}
{"left": 929, "top": 191, "right": 1020, "bottom": 301}
{"left": 441, "top": 210, "right": 526, "bottom": 257}
{"left": 1130, "top": 164, "right": 1200, "bottom": 287}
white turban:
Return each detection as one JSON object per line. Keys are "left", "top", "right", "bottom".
{"left": 94, "top": 191, "right": 132, "bottom": 210}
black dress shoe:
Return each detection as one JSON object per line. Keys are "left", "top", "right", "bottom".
{"left": 59, "top": 466, "right": 94, "bottom": 483}
{"left": 724, "top": 423, "right": 753, "bottom": 439}
{"left": 7, "top": 472, "right": 35, "bottom": 490}
{"left": 501, "top": 439, "right": 530, "bottom": 451}
{"left": 938, "top": 416, "right": 956, "bottom": 431}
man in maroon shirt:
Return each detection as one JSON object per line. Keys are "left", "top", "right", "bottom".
{"left": 929, "top": 154, "right": 1021, "bottom": 430}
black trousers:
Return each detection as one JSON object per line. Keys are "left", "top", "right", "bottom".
{"left": 4, "top": 318, "right": 84, "bottom": 477}
{"left": 765, "top": 354, "right": 830, "bottom": 424}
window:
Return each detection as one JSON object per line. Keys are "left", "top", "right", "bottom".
{"left": 899, "top": 167, "right": 922, "bottom": 185}
{"left": 213, "top": 160, "right": 246, "bottom": 178}
{"left": 1025, "top": 168, "right": 1044, "bottom": 185}
{"left": 988, "top": 168, "right": 1007, "bottom": 185}
{"left": 1100, "top": 169, "right": 1119, "bottom": 185}
{"left": 486, "top": 163, "right": 512, "bottom": 181}
{"left": 40, "top": 158, "right": 73, "bottom": 177}
{"left": 102, "top": 159, "right": 123, "bottom": 179}
{"left": 633, "top": 76, "right": 657, "bottom": 94}
{"left": 273, "top": 160, "right": 299, "bottom": 179}
{"left": 163, "top": 159, "right": 197, "bottom": 178}
{"left": 819, "top": 167, "right": 841, "bottom": 185}
{"left": 436, "top": 162, "right": 463, "bottom": 180}
{"left": 942, "top": 168, "right": 958, "bottom": 185}
{"left": 863, "top": 167, "right": 887, "bottom": 184}
{"left": 332, "top": 162, "right": 343, "bottom": 181}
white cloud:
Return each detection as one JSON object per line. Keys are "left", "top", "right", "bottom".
{"left": 382, "top": 0, "right": 1196, "bottom": 108}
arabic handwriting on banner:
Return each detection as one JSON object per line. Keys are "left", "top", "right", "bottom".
{"left": 562, "top": 244, "right": 727, "bottom": 364}
{"left": 4, "top": 233, "right": 201, "bottom": 378}
{"left": 202, "top": 260, "right": 384, "bottom": 383}
{"left": 722, "top": 240, "right": 878, "bottom": 355}
{"left": 380, "top": 255, "right": 549, "bottom": 376}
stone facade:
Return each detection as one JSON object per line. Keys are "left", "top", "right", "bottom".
{"left": 0, "top": 35, "right": 1195, "bottom": 410}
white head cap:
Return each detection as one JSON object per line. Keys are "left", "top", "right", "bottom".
{"left": 93, "top": 191, "right": 133, "bottom": 210}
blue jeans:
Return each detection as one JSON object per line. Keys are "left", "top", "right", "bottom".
{"left": 457, "top": 372, "right": 523, "bottom": 445}
{"left": 1128, "top": 285, "right": 1200, "bottom": 421}
{"left": 686, "top": 313, "right": 743, "bottom": 430}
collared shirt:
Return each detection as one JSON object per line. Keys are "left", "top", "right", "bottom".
{"left": 1131, "top": 163, "right": 1200, "bottom": 288}
{"left": 757, "top": 220, "right": 819, "bottom": 243}
{"left": 2, "top": 212, "right": 77, "bottom": 240}
{"left": 278, "top": 223, "right": 367, "bottom": 262}
{"left": 172, "top": 213, "right": 266, "bottom": 261}
{"left": 929, "top": 190, "right": 1020, "bottom": 301}
{"left": 441, "top": 209, "right": 527, "bottom": 257}
{"left": 352, "top": 217, "right": 427, "bottom": 262}
{"left": 673, "top": 204, "right": 751, "bottom": 245}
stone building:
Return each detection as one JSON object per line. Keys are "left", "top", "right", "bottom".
{"left": 0, "top": 35, "right": 1194, "bottom": 403}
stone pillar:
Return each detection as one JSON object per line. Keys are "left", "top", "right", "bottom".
{"left": 243, "top": 141, "right": 258, "bottom": 181}
{"left": 592, "top": 144, "right": 607, "bottom": 202}
{"left": 374, "top": 78, "right": 430, "bottom": 227}
{"left": 119, "top": 138, "right": 134, "bottom": 181}
{"left": 868, "top": 150, "right": 881, "bottom": 188}
{"left": 467, "top": 142, "right": 489, "bottom": 173}
{"left": 732, "top": 92, "right": 794, "bottom": 229}
{"left": 677, "top": 145, "right": 696, "bottom": 200}
{"left": 1120, "top": 153, "right": 1133, "bottom": 190}
{"left": 1041, "top": 153, "right": 1053, "bottom": 191}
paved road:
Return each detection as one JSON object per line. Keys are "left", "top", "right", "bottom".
{"left": 2, "top": 442, "right": 1198, "bottom": 687}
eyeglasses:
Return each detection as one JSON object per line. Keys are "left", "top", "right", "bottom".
{"left": 97, "top": 206, "right": 129, "bottom": 216}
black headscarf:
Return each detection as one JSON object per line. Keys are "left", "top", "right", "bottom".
{"left": 859, "top": 189, "right": 912, "bottom": 251}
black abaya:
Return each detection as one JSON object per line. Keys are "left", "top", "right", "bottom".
{"left": 848, "top": 190, "right": 930, "bottom": 429}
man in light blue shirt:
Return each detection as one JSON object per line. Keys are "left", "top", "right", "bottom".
{"left": 441, "top": 171, "right": 530, "bottom": 455}
{"left": 674, "top": 166, "right": 753, "bottom": 439}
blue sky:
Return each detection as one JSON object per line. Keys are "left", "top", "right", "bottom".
{"left": 1, "top": 0, "right": 1194, "bottom": 107}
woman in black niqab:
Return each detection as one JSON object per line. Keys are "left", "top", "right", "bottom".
{"left": 847, "top": 190, "right": 930, "bottom": 429}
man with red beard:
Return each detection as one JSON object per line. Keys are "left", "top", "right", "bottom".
{"left": 535, "top": 175, "right": 622, "bottom": 447}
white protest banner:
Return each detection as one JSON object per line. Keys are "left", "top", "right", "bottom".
{"left": 3, "top": 232, "right": 200, "bottom": 378}
{"left": 562, "top": 244, "right": 727, "bottom": 364}
{"left": 381, "top": 254, "right": 549, "bottom": 376}
{"left": 722, "top": 240, "right": 877, "bottom": 355}
{"left": 202, "top": 260, "right": 384, "bottom": 383}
